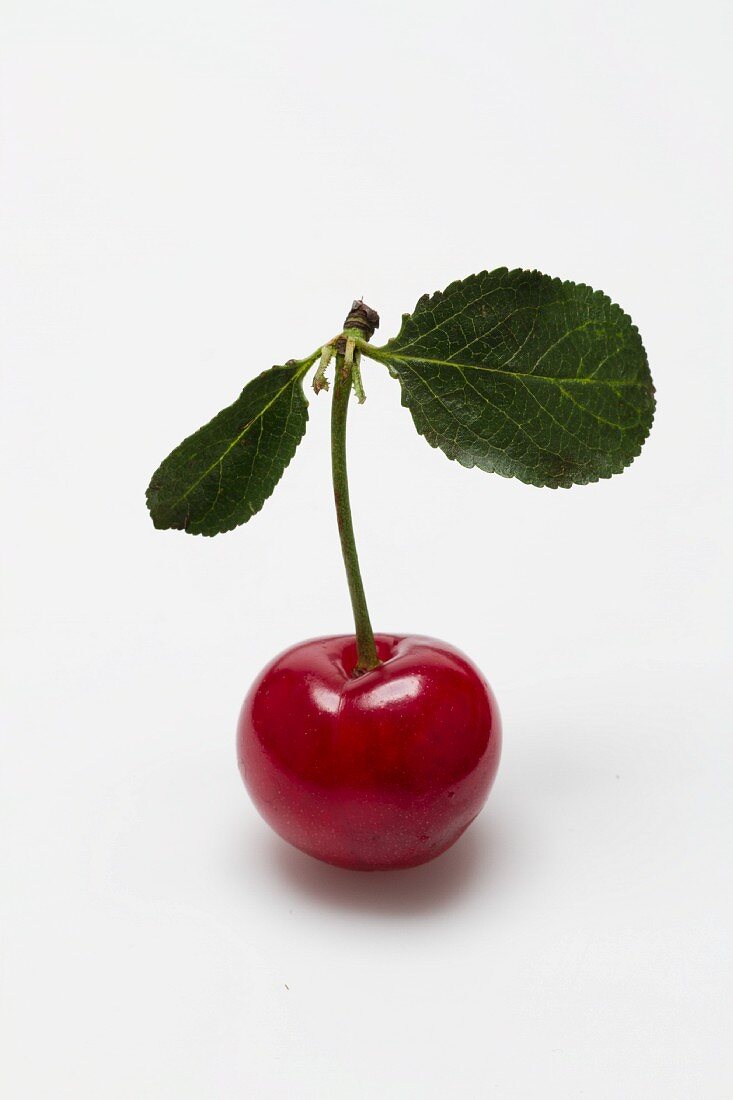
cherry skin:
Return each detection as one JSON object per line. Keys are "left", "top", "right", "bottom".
{"left": 237, "top": 634, "right": 501, "bottom": 871}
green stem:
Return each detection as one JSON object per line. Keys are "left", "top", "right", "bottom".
{"left": 331, "top": 348, "right": 380, "bottom": 672}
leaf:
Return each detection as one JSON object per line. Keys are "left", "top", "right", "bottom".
{"left": 361, "top": 268, "right": 655, "bottom": 488}
{"left": 146, "top": 355, "right": 316, "bottom": 536}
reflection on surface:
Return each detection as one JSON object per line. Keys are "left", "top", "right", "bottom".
{"left": 364, "top": 674, "right": 423, "bottom": 709}
{"left": 308, "top": 682, "right": 340, "bottom": 715}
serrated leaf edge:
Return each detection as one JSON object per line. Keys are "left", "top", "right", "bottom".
{"left": 146, "top": 350, "right": 319, "bottom": 536}
{"left": 359, "top": 268, "right": 656, "bottom": 489}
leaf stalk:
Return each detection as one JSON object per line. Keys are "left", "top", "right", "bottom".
{"left": 331, "top": 344, "right": 379, "bottom": 673}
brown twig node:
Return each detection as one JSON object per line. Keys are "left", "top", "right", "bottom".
{"left": 343, "top": 300, "right": 380, "bottom": 341}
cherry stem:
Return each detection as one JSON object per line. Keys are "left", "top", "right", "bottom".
{"left": 331, "top": 343, "right": 380, "bottom": 673}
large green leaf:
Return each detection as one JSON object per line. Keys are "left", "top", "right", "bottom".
{"left": 362, "top": 269, "right": 655, "bottom": 488}
{"left": 146, "top": 356, "right": 315, "bottom": 536}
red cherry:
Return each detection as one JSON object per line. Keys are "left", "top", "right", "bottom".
{"left": 237, "top": 634, "right": 501, "bottom": 871}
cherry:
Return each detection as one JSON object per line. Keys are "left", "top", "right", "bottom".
{"left": 237, "top": 633, "right": 501, "bottom": 870}
{"left": 146, "top": 286, "right": 654, "bottom": 877}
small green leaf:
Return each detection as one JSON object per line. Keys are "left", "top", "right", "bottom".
{"left": 146, "top": 355, "right": 316, "bottom": 536}
{"left": 362, "top": 269, "right": 655, "bottom": 488}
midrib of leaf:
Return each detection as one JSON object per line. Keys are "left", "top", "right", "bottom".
{"left": 167, "top": 352, "right": 317, "bottom": 511}
{"left": 362, "top": 343, "right": 646, "bottom": 388}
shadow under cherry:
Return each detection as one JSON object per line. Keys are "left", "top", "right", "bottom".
{"left": 259, "top": 818, "right": 513, "bottom": 917}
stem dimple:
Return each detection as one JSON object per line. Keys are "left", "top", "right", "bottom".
{"left": 331, "top": 348, "right": 379, "bottom": 673}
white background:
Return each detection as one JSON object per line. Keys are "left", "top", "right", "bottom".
{"left": 2, "top": 2, "right": 731, "bottom": 1096}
